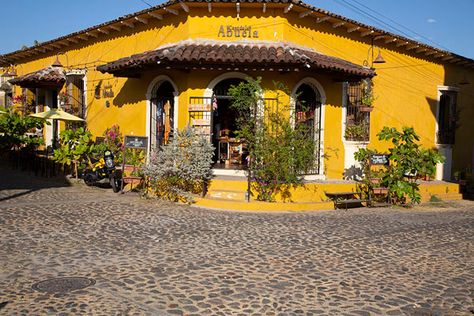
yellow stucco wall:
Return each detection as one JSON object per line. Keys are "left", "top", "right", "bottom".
{"left": 7, "top": 3, "right": 474, "bottom": 178}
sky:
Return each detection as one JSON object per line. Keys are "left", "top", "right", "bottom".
{"left": 0, "top": 0, "right": 473, "bottom": 59}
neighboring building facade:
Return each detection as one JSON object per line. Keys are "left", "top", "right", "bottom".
{"left": 1, "top": 0, "right": 473, "bottom": 180}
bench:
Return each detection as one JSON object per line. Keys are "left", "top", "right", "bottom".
{"left": 325, "top": 192, "right": 368, "bottom": 210}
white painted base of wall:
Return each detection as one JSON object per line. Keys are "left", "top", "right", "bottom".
{"left": 436, "top": 145, "right": 453, "bottom": 181}
{"left": 303, "top": 174, "right": 326, "bottom": 181}
{"left": 343, "top": 141, "right": 368, "bottom": 180}
{"left": 212, "top": 169, "right": 326, "bottom": 180}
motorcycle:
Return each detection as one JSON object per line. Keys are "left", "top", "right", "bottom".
{"left": 83, "top": 149, "right": 122, "bottom": 193}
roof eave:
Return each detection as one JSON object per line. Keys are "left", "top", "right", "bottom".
{"left": 2, "top": 0, "right": 472, "bottom": 68}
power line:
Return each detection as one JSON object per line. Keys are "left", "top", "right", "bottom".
{"left": 332, "top": 0, "right": 450, "bottom": 51}
{"left": 341, "top": 0, "right": 450, "bottom": 51}
{"left": 139, "top": 0, "right": 153, "bottom": 8}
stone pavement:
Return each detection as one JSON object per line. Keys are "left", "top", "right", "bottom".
{"left": 0, "top": 165, "right": 473, "bottom": 315}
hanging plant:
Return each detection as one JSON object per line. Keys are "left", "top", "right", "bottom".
{"left": 360, "top": 78, "right": 376, "bottom": 111}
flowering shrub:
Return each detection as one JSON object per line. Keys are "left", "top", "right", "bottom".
{"left": 102, "top": 125, "right": 124, "bottom": 161}
{"left": 143, "top": 127, "right": 214, "bottom": 203}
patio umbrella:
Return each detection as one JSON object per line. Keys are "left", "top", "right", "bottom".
{"left": 30, "top": 108, "right": 84, "bottom": 122}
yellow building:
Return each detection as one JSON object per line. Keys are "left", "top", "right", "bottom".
{"left": 1, "top": 0, "right": 473, "bottom": 186}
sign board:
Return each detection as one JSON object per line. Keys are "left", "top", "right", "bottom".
{"left": 124, "top": 135, "right": 148, "bottom": 149}
{"left": 370, "top": 154, "right": 390, "bottom": 166}
{"left": 218, "top": 25, "right": 259, "bottom": 38}
{"left": 95, "top": 136, "right": 105, "bottom": 144}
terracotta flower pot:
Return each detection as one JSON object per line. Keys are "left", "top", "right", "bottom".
{"left": 372, "top": 188, "right": 388, "bottom": 194}
{"left": 359, "top": 106, "right": 373, "bottom": 112}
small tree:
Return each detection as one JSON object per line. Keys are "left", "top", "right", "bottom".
{"left": 355, "top": 126, "right": 444, "bottom": 206}
{"left": 53, "top": 127, "right": 96, "bottom": 175}
{"left": 143, "top": 127, "right": 214, "bottom": 203}
{"left": 228, "top": 78, "right": 316, "bottom": 202}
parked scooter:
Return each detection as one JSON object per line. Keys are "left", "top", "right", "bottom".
{"left": 83, "top": 149, "right": 121, "bottom": 192}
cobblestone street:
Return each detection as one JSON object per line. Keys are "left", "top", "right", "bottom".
{"left": 0, "top": 167, "right": 473, "bottom": 315}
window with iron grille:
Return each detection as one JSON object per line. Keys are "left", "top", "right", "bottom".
{"left": 344, "top": 81, "right": 370, "bottom": 142}
{"left": 65, "top": 75, "right": 85, "bottom": 118}
{"left": 437, "top": 90, "right": 457, "bottom": 145}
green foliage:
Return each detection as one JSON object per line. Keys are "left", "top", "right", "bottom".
{"left": 345, "top": 123, "right": 369, "bottom": 141}
{"left": 125, "top": 148, "right": 145, "bottom": 166}
{"left": 429, "top": 194, "right": 442, "bottom": 203}
{"left": 377, "top": 126, "right": 423, "bottom": 205}
{"left": 228, "top": 78, "right": 316, "bottom": 202}
{"left": 97, "top": 125, "right": 145, "bottom": 166}
{"left": 418, "top": 148, "right": 445, "bottom": 178}
{"left": 53, "top": 127, "right": 96, "bottom": 172}
{"left": 102, "top": 125, "right": 123, "bottom": 160}
{"left": 143, "top": 127, "right": 214, "bottom": 203}
{"left": 0, "top": 111, "right": 45, "bottom": 151}
{"left": 355, "top": 126, "right": 445, "bottom": 206}
{"left": 361, "top": 78, "right": 376, "bottom": 107}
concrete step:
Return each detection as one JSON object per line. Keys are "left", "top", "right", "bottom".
{"left": 207, "top": 189, "right": 247, "bottom": 201}
{"left": 194, "top": 196, "right": 334, "bottom": 212}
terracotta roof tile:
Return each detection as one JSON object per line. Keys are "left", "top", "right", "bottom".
{"left": 9, "top": 66, "right": 66, "bottom": 88}
{"left": 97, "top": 40, "right": 375, "bottom": 78}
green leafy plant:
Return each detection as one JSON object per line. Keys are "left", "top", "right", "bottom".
{"left": 124, "top": 148, "right": 145, "bottom": 166}
{"left": 0, "top": 110, "right": 46, "bottom": 151}
{"left": 143, "top": 127, "right": 214, "bottom": 203}
{"left": 228, "top": 78, "right": 316, "bottom": 202}
{"left": 360, "top": 78, "right": 376, "bottom": 107}
{"left": 355, "top": 127, "right": 445, "bottom": 206}
{"left": 53, "top": 127, "right": 96, "bottom": 174}
{"left": 378, "top": 126, "right": 443, "bottom": 205}
{"left": 418, "top": 148, "right": 445, "bottom": 179}
{"left": 345, "top": 123, "right": 369, "bottom": 141}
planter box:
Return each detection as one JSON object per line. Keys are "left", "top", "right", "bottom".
{"left": 359, "top": 106, "right": 373, "bottom": 112}
{"left": 372, "top": 187, "right": 389, "bottom": 194}
{"left": 371, "top": 178, "right": 382, "bottom": 184}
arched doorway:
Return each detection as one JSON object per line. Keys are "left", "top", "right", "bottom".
{"left": 149, "top": 80, "right": 175, "bottom": 149}
{"left": 212, "top": 77, "right": 246, "bottom": 168}
{"left": 293, "top": 80, "right": 324, "bottom": 175}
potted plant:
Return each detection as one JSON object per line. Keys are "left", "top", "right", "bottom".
{"left": 345, "top": 123, "right": 369, "bottom": 141}
{"left": 359, "top": 93, "right": 375, "bottom": 112}
{"left": 359, "top": 79, "right": 375, "bottom": 112}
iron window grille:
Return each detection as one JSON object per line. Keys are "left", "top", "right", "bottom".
{"left": 345, "top": 81, "right": 370, "bottom": 142}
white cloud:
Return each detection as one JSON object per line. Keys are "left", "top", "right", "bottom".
{"left": 427, "top": 18, "right": 437, "bottom": 23}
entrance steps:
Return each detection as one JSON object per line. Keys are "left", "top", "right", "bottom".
{"left": 197, "top": 177, "right": 463, "bottom": 211}
{"left": 194, "top": 196, "right": 334, "bottom": 212}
